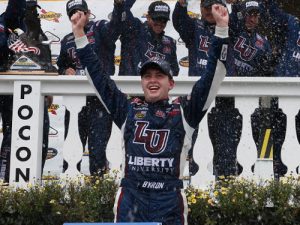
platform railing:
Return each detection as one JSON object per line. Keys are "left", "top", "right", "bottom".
{"left": 1, "top": 75, "right": 300, "bottom": 188}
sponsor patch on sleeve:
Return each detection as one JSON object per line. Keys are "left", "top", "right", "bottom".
{"left": 220, "top": 44, "right": 228, "bottom": 61}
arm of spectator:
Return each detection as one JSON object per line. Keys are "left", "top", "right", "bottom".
{"left": 56, "top": 37, "right": 77, "bottom": 75}
{"left": 170, "top": 40, "right": 180, "bottom": 77}
{"left": 228, "top": 1, "right": 243, "bottom": 38}
{"left": 100, "top": 0, "right": 130, "bottom": 43}
{"left": 172, "top": 1, "right": 195, "bottom": 47}
{"left": 57, "top": 52, "right": 76, "bottom": 75}
{"left": 111, "top": 0, "right": 140, "bottom": 36}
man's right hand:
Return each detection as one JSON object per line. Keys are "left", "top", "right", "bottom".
{"left": 211, "top": 4, "right": 229, "bottom": 27}
{"left": 71, "top": 11, "right": 87, "bottom": 38}
{"left": 65, "top": 68, "right": 76, "bottom": 75}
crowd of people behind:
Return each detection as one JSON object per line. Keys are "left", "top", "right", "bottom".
{"left": 0, "top": 0, "right": 299, "bottom": 182}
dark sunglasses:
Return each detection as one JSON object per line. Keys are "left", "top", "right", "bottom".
{"left": 245, "top": 11, "right": 260, "bottom": 17}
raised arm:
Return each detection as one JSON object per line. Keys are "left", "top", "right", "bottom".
{"left": 183, "top": 4, "right": 229, "bottom": 127}
{"left": 172, "top": 0, "right": 196, "bottom": 46}
{"left": 56, "top": 37, "right": 77, "bottom": 75}
{"left": 72, "top": 11, "right": 128, "bottom": 128}
{"left": 111, "top": 0, "right": 141, "bottom": 36}
{"left": 95, "top": 0, "right": 130, "bottom": 43}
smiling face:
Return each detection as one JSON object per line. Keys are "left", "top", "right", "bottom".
{"left": 141, "top": 68, "right": 175, "bottom": 103}
{"left": 147, "top": 16, "right": 168, "bottom": 34}
{"left": 245, "top": 10, "right": 260, "bottom": 31}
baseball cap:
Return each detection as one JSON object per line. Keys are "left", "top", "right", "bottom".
{"left": 140, "top": 58, "right": 173, "bottom": 79}
{"left": 148, "top": 1, "right": 170, "bottom": 21}
{"left": 66, "top": 0, "right": 88, "bottom": 18}
{"left": 243, "top": 0, "right": 260, "bottom": 13}
{"left": 201, "top": 0, "right": 226, "bottom": 8}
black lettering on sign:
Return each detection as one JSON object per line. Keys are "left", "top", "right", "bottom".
{"left": 21, "top": 85, "right": 32, "bottom": 99}
{"left": 16, "top": 168, "right": 30, "bottom": 182}
{"left": 19, "top": 126, "right": 30, "bottom": 140}
{"left": 18, "top": 105, "right": 33, "bottom": 120}
{"left": 16, "top": 147, "right": 31, "bottom": 161}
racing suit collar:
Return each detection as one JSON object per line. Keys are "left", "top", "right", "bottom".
{"left": 145, "top": 98, "right": 170, "bottom": 106}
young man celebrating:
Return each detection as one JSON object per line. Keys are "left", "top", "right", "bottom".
{"left": 71, "top": 3, "right": 229, "bottom": 225}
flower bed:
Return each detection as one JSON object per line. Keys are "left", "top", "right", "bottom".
{"left": 1, "top": 175, "right": 300, "bottom": 225}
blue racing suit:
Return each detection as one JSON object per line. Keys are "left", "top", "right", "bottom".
{"left": 57, "top": 4, "right": 122, "bottom": 175}
{"left": 116, "top": 0, "right": 179, "bottom": 76}
{"left": 262, "top": 0, "right": 299, "bottom": 76}
{"left": 259, "top": 0, "right": 300, "bottom": 178}
{"left": 172, "top": 2, "right": 219, "bottom": 76}
{"left": 228, "top": 2, "right": 274, "bottom": 77}
{"left": 0, "top": 0, "right": 49, "bottom": 182}
{"left": 75, "top": 30, "right": 228, "bottom": 224}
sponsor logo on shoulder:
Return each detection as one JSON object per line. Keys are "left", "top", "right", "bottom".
{"left": 135, "top": 111, "right": 146, "bottom": 119}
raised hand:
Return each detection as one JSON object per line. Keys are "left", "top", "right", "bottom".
{"left": 211, "top": 4, "right": 229, "bottom": 27}
{"left": 71, "top": 11, "right": 87, "bottom": 38}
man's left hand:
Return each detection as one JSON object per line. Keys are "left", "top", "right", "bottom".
{"left": 212, "top": 4, "right": 229, "bottom": 27}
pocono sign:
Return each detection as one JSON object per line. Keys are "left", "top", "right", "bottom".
{"left": 10, "top": 81, "right": 45, "bottom": 186}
